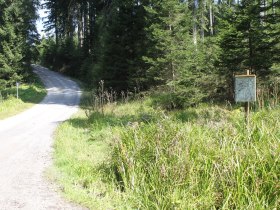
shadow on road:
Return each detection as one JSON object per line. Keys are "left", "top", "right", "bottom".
{"left": 32, "top": 65, "right": 81, "bottom": 107}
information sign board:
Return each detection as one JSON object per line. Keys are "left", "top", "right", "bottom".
{"left": 235, "top": 75, "right": 256, "bottom": 102}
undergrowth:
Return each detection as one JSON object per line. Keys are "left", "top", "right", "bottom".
{"left": 113, "top": 108, "right": 279, "bottom": 209}
{"left": 53, "top": 90, "right": 279, "bottom": 209}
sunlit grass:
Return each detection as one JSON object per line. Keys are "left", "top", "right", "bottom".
{"left": 53, "top": 96, "right": 280, "bottom": 209}
{"left": 0, "top": 77, "right": 46, "bottom": 119}
{"left": 114, "top": 108, "right": 279, "bottom": 209}
{"left": 52, "top": 110, "right": 130, "bottom": 209}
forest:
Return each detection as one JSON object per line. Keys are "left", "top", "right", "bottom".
{"left": 40, "top": 0, "right": 280, "bottom": 106}
{"left": 36, "top": 0, "right": 280, "bottom": 107}
{"left": 0, "top": 0, "right": 39, "bottom": 88}
{"left": 0, "top": 0, "right": 280, "bottom": 209}
{"left": 1, "top": 0, "right": 280, "bottom": 107}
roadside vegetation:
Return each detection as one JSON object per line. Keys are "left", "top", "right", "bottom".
{"left": 53, "top": 89, "right": 280, "bottom": 209}
{"left": 0, "top": 73, "right": 46, "bottom": 119}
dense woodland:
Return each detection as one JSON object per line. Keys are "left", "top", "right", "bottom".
{"left": 0, "top": 0, "right": 39, "bottom": 88}
{"left": 1, "top": 1, "right": 279, "bottom": 208}
{"left": 1, "top": 0, "right": 280, "bottom": 107}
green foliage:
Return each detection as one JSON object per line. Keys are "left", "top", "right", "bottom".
{"left": 218, "top": 0, "right": 280, "bottom": 76}
{"left": 144, "top": 1, "right": 220, "bottom": 107}
{"left": 39, "top": 0, "right": 280, "bottom": 103}
{"left": 0, "top": 0, "right": 39, "bottom": 88}
{"left": 38, "top": 36, "right": 83, "bottom": 77}
{"left": 92, "top": 0, "right": 150, "bottom": 91}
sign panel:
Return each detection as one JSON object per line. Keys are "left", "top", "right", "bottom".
{"left": 235, "top": 75, "right": 256, "bottom": 102}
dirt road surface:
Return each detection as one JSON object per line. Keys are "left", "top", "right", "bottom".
{"left": 0, "top": 65, "right": 85, "bottom": 209}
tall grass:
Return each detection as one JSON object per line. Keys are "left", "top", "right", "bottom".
{"left": 112, "top": 107, "right": 279, "bottom": 209}
{"left": 256, "top": 80, "right": 280, "bottom": 109}
{"left": 53, "top": 84, "right": 279, "bottom": 209}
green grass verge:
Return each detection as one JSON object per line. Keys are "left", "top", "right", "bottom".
{"left": 53, "top": 96, "right": 280, "bottom": 209}
{"left": 52, "top": 110, "right": 127, "bottom": 209}
{"left": 0, "top": 74, "right": 47, "bottom": 119}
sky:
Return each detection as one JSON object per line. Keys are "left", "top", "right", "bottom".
{"left": 36, "top": 0, "right": 48, "bottom": 38}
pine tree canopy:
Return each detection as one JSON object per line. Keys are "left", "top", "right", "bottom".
{"left": 1, "top": 0, "right": 280, "bottom": 105}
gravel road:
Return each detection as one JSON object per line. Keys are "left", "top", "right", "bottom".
{"left": 0, "top": 65, "right": 85, "bottom": 209}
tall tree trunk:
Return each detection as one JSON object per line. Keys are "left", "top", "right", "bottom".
{"left": 260, "top": 0, "right": 266, "bottom": 25}
{"left": 83, "top": 1, "right": 89, "bottom": 54}
{"left": 249, "top": 28, "right": 253, "bottom": 72}
{"left": 54, "top": 1, "right": 58, "bottom": 44}
{"left": 209, "top": 2, "right": 214, "bottom": 35}
{"left": 200, "top": 0, "right": 206, "bottom": 41}
{"left": 78, "top": 2, "right": 83, "bottom": 48}
{"left": 89, "top": 0, "right": 96, "bottom": 53}
{"left": 271, "top": 0, "right": 276, "bottom": 14}
{"left": 169, "top": 12, "right": 175, "bottom": 92}
{"left": 68, "top": 14, "right": 74, "bottom": 40}
{"left": 193, "top": 0, "right": 197, "bottom": 46}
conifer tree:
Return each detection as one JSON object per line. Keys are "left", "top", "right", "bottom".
{"left": 219, "top": 0, "right": 280, "bottom": 76}
{"left": 92, "top": 0, "right": 149, "bottom": 90}
{"left": 0, "top": 0, "right": 39, "bottom": 88}
{"left": 144, "top": 0, "right": 219, "bottom": 106}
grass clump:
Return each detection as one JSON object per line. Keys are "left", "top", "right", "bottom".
{"left": 114, "top": 110, "right": 279, "bottom": 209}
{"left": 53, "top": 110, "right": 131, "bottom": 209}
{"left": 0, "top": 74, "right": 46, "bottom": 119}
{"left": 53, "top": 92, "right": 280, "bottom": 209}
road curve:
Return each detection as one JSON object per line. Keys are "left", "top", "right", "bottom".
{"left": 0, "top": 65, "right": 85, "bottom": 209}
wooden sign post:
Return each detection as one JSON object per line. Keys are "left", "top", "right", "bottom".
{"left": 16, "top": 82, "right": 19, "bottom": 99}
{"left": 234, "top": 70, "right": 256, "bottom": 125}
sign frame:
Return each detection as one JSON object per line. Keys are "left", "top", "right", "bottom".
{"left": 234, "top": 74, "right": 256, "bottom": 102}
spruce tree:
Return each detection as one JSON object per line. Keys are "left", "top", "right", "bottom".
{"left": 93, "top": 0, "right": 149, "bottom": 91}
{"left": 144, "top": 0, "right": 219, "bottom": 107}
{"left": 0, "top": 0, "right": 39, "bottom": 88}
{"left": 219, "top": 0, "right": 280, "bottom": 76}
